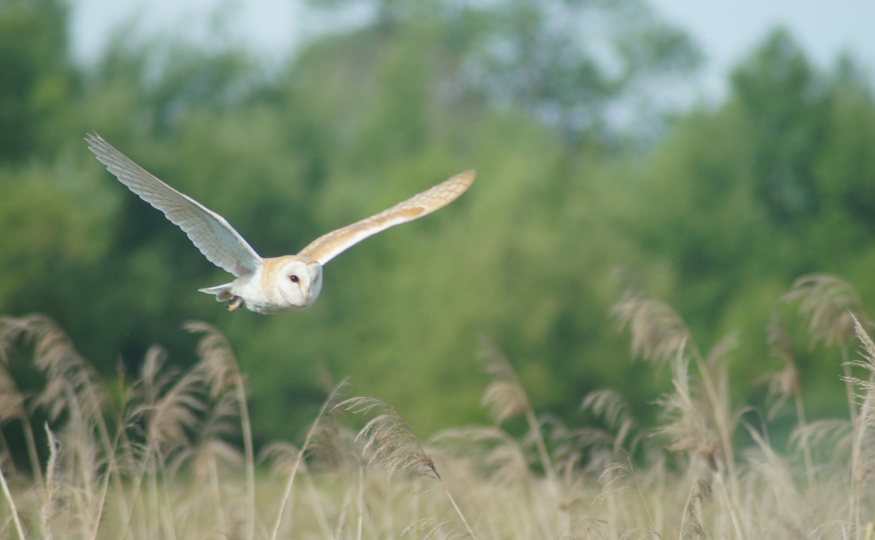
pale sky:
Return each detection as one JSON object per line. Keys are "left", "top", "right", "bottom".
{"left": 68, "top": 0, "right": 875, "bottom": 102}
{"left": 649, "top": 0, "right": 875, "bottom": 99}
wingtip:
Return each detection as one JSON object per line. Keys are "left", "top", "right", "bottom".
{"left": 454, "top": 169, "right": 476, "bottom": 184}
{"left": 437, "top": 169, "right": 475, "bottom": 202}
{"left": 84, "top": 132, "right": 107, "bottom": 155}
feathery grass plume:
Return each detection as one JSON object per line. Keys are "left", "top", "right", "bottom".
{"left": 178, "top": 437, "right": 241, "bottom": 537}
{"left": 548, "top": 422, "right": 591, "bottom": 485}
{"left": 613, "top": 290, "right": 738, "bottom": 492}
{"left": 706, "top": 331, "right": 738, "bottom": 372}
{"left": 783, "top": 274, "right": 867, "bottom": 424}
{"left": 340, "top": 397, "right": 439, "bottom": 480}
{"left": 581, "top": 389, "right": 641, "bottom": 457}
{"left": 132, "top": 346, "right": 207, "bottom": 450}
{"left": 431, "top": 425, "right": 570, "bottom": 539}
{"left": 0, "top": 315, "right": 110, "bottom": 433}
{"left": 611, "top": 289, "right": 694, "bottom": 370}
{"left": 309, "top": 403, "right": 357, "bottom": 474}
{"left": 167, "top": 390, "right": 242, "bottom": 480}
{"left": 261, "top": 440, "right": 302, "bottom": 477}
{"left": 742, "top": 425, "right": 810, "bottom": 539}
{"left": 0, "top": 362, "right": 25, "bottom": 428}
{"left": 761, "top": 311, "right": 815, "bottom": 489}
{"left": 59, "top": 389, "right": 103, "bottom": 538}
{"left": 261, "top": 440, "right": 332, "bottom": 540}
{"left": 121, "top": 345, "right": 208, "bottom": 540}
{"left": 479, "top": 335, "right": 530, "bottom": 424}
{"left": 582, "top": 391, "right": 632, "bottom": 433}
{"left": 790, "top": 416, "right": 853, "bottom": 502}
{"left": 298, "top": 378, "right": 359, "bottom": 478}
{"left": 184, "top": 321, "right": 238, "bottom": 396}
{"left": 479, "top": 334, "right": 556, "bottom": 483}
{"left": 845, "top": 316, "right": 875, "bottom": 532}
{"left": 0, "top": 315, "right": 56, "bottom": 485}
{"left": 184, "top": 320, "right": 256, "bottom": 540}
{"left": 265, "top": 379, "right": 349, "bottom": 540}
{"left": 0, "top": 313, "right": 133, "bottom": 534}
{"left": 339, "top": 396, "right": 479, "bottom": 540}
{"left": 595, "top": 461, "right": 634, "bottom": 504}
{"left": 0, "top": 361, "right": 38, "bottom": 483}
{"left": 549, "top": 391, "right": 645, "bottom": 486}
{"left": 593, "top": 455, "right": 657, "bottom": 538}
{"left": 783, "top": 274, "right": 866, "bottom": 347}
{"left": 654, "top": 347, "right": 717, "bottom": 470}
{"left": 679, "top": 480, "right": 710, "bottom": 540}
{"left": 431, "top": 426, "right": 532, "bottom": 488}
{"left": 41, "top": 424, "right": 61, "bottom": 540}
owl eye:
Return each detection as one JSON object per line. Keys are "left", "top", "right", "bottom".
{"left": 290, "top": 275, "right": 299, "bottom": 283}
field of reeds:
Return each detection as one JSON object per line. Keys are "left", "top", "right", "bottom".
{"left": 1, "top": 274, "right": 874, "bottom": 540}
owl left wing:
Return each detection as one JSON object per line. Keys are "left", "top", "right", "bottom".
{"left": 86, "top": 133, "right": 262, "bottom": 278}
{"left": 298, "top": 170, "right": 475, "bottom": 266}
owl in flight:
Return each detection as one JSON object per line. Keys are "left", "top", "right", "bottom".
{"left": 86, "top": 134, "right": 474, "bottom": 314}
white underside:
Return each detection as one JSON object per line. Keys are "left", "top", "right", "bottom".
{"left": 198, "top": 268, "right": 305, "bottom": 314}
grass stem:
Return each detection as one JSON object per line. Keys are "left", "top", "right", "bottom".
{"left": 0, "top": 460, "right": 26, "bottom": 540}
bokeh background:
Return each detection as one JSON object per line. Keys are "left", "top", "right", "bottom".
{"left": 3, "top": 0, "right": 875, "bottom": 449}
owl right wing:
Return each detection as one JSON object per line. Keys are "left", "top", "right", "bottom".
{"left": 298, "top": 170, "right": 475, "bottom": 266}
{"left": 87, "top": 134, "right": 262, "bottom": 278}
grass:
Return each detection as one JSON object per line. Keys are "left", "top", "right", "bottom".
{"left": 0, "top": 274, "right": 874, "bottom": 539}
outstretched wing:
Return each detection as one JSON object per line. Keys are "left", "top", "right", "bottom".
{"left": 86, "top": 133, "right": 262, "bottom": 277}
{"left": 298, "top": 170, "right": 475, "bottom": 265}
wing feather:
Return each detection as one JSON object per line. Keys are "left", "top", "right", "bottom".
{"left": 298, "top": 170, "right": 475, "bottom": 265}
{"left": 86, "top": 133, "right": 262, "bottom": 277}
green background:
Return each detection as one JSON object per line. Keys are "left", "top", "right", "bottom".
{"left": 2, "top": 0, "right": 873, "bottom": 448}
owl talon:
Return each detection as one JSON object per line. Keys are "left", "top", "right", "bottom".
{"left": 226, "top": 297, "right": 244, "bottom": 311}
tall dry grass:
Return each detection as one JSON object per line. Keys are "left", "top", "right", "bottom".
{"left": 0, "top": 272, "right": 873, "bottom": 539}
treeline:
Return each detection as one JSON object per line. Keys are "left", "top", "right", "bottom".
{"left": 1, "top": 0, "right": 873, "bottom": 445}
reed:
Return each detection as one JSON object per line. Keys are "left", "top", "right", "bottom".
{"left": 0, "top": 272, "right": 873, "bottom": 539}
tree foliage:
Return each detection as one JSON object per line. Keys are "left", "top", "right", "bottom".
{"left": 1, "top": 0, "right": 873, "bottom": 445}
{"left": 0, "top": 0, "right": 76, "bottom": 160}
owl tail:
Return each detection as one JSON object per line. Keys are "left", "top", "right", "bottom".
{"left": 199, "top": 283, "right": 235, "bottom": 302}
{"left": 199, "top": 283, "right": 245, "bottom": 311}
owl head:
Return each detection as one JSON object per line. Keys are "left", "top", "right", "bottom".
{"left": 271, "top": 256, "right": 323, "bottom": 309}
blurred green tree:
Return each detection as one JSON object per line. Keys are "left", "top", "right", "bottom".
{"left": 304, "top": 0, "right": 700, "bottom": 141}
{"left": 617, "top": 29, "right": 875, "bottom": 421}
{"left": 0, "top": 0, "right": 76, "bottom": 161}
{"left": 3, "top": 0, "right": 872, "bottom": 452}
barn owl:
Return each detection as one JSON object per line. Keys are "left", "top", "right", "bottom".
{"left": 86, "top": 134, "right": 474, "bottom": 314}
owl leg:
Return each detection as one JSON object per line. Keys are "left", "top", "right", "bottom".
{"left": 226, "top": 296, "right": 245, "bottom": 311}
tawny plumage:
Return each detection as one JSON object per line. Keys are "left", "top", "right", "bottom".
{"left": 86, "top": 133, "right": 475, "bottom": 314}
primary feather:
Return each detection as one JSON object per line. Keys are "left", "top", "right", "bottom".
{"left": 298, "top": 170, "right": 476, "bottom": 265}
{"left": 87, "top": 132, "right": 475, "bottom": 314}
{"left": 86, "top": 134, "right": 262, "bottom": 277}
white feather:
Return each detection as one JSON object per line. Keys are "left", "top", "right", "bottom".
{"left": 87, "top": 133, "right": 474, "bottom": 314}
{"left": 87, "top": 134, "right": 262, "bottom": 277}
